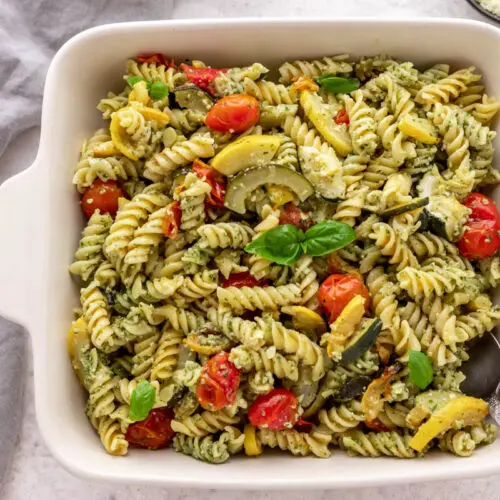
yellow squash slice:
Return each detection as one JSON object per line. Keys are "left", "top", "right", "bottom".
{"left": 211, "top": 135, "right": 282, "bottom": 176}
{"left": 300, "top": 90, "right": 352, "bottom": 156}
{"left": 410, "top": 396, "right": 489, "bottom": 452}
{"left": 322, "top": 295, "right": 366, "bottom": 358}
{"left": 110, "top": 104, "right": 170, "bottom": 160}
{"left": 266, "top": 185, "right": 295, "bottom": 207}
{"left": 92, "top": 140, "right": 121, "bottom": 158}
{"left": 67, "top": 317, "right": 90, "bottom": 387}
{"left": 398, "top": 114, "right": 440, "bottom": 145}
{"left": 282, "top": 306, "right": 327, "bottom": 335}
{"left": 244, "top": 424, "right": 263, "bottom": 456}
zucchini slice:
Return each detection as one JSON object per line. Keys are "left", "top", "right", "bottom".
{"left": 425, "top": 195, "right": 471, "bottom": 241}
{"left": 211, "top": 135, "right": 282, "bottom": 176}
{"left": 381, "top": 197, "right": 429, "bottom": 217}
{"left": 174, "top": 84, "right": 214, "bottom": 113}
{"left": 225, "top": 164, "right": 314, "bottom": 214}
{"left": 300, "top": 90, "right": 352, "bottom": 156}
{"left": 341, "top": 318, "right": 382, "bottom": 363}
{"left": 298, "top": 146, "right": 346, "bottom": 201}
{"left": 398, "top": 114, "right": 440, "bottom": 145}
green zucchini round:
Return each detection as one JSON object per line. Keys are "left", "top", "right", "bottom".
{"left": 381, "top": 197, "right": 429, "bottom": 218}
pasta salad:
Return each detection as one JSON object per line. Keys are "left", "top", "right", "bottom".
{"left": 67, "top": 52, "right": 500, "bottom": 463}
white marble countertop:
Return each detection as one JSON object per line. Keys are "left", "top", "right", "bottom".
{"left": 2, "top": 1, "right": 500, "bottom": 498}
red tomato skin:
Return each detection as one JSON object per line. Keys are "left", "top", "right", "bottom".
{"left": 334, "top": 109, "right": 350, "bottom": 126}
{"left": 463, "top": 193, "right": 500, "bottom": 224}
{"left": 248, "top": 388, "right": 299, "bottom": 430}
{"left": 136, "top": 53, "right": 173, "bottom": 67}
{"left": 205, "top": 95, "right": 260, "bottom": 133}
{"left": 196, "top": 352, "right": 241, "bottom": 411}
{"left": 458, "top": 220, "right": 500, "bottom": 260}
{"left": 125, "top": 408, "right": 175, "bottom": 450}
{"left": 279, "top": 203, "right": 313, "bottom": 231}
{"left": 294, "top": 417, "right": 313, "bottom": 433}
{"left": 179, "top": 64, "right": 227, "bottom": 94}
{"left": 192, "top": 159, "right": 226, "bottom": 208}
{"left": 318, "top": 274, "right": 371, "bottom": 323}
{"left": 162, "top": 201, "right": 182, "bottom": 238}
{"left": 365, "top": 419, "right": 391, "bottom": 433}
{"left": 81, "top": 179, "right": 124, "bottom": 218}
{"left": 222, "top": 271, "right": 269, "bottom": 288}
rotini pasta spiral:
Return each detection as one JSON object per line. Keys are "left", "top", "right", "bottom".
{"left": 97, "top": 90, "right": 129, "bottom": 119}
{"left": 344, "top": 90, "right": 379, "bottom": 155}
{"left": 341, "top": 430, "right": 418, "bottom": 458}
{"left": 144, "top": 135, "right": 215, "bottom": 181}
{"left": 366, "top": 267, "right": 399, "bottom": 329}
{"left": 171, "top": 409, "right": 240, "bottom": 437}
{"left": 126, "top": 59, "right": 187, "bottom": 88}
{"left": 150, "top": 327, "right": 184, "bottom": 382}
{"left": 369, "top": 222, "right": 419, "bottom": 270}
{"left": 318, "top": 400, "right": 365, "bottom": 433}
{"left": 278, "top": 55, "right": 352, "bottom": 84}
{"left": 333, "top": 187, "right": 368, "bottom": 227}
{"left": 197, "top": 222, "right": 254, "bottom": 249}
{"left": 229, "top": 345, "right": 299, "bottom": 381}
{"left": 69, "top": 211, "right": 113, "bottom": 281}
{"left": 258, "top": 428, "right": 332, "bottom": 458}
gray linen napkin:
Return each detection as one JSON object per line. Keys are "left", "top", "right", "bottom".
{"left": 0, "top": 0, "right": 172, "bottom": 487}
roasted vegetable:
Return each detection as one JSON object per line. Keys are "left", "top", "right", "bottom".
{"left": 298, "top": 146, "right": 346, "bottom": 201}
{"left": 281, "top": 306, "right": 327, "bottom": 336}
{"left": 410, "top": 396, "right": 489, "bottom": 452}
{"left": 381, "top": 197, "right": 429, "bottom": 218}
{"left": 211, "top": 135, "right": 282, "bottom": 176}
{"left": 174, "top": 84, "right": 214, "bottom": 113}
{"left": 425, "top": 195, "right": 471, "bottom": 241}
{"left": 244, "top": 424, "right": 263, "bottom": 456}
{"left": 341, "top": 318, "right": 382, "bottom": 363}
{"left": 300, "top": 90, "right": 352, "bottom": 156}
{"left": 335, "top": 375, "right": 372, "bottom": 403}
{"left": 398, "top": 114, "right": 440, "bottom": 144}
{"left": 67, "top": 317, "right": 90, "bottom": 387}
{"left": 225, "top": 164, "right": 314, "bottom": 214}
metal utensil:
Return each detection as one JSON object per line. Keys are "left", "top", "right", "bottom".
{"left": 465, "top": 0, "right": 500, "bottom": 24}
{"left": 460, "top": 332, "right": 500, "bottom": 424}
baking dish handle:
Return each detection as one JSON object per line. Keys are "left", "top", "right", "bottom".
{"left": 0, "top": 162, "right": 42, "bottom": 330}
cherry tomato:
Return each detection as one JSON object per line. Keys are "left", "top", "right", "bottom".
{"left": 318, "top": 274, "right": 371, "bottom": 323}
{"left": 463, "top": 193, "right": 500, "bottom": 224}
{"left": 125, "top": 408, "right": 175, "bottom": 450}
{"left": 334, "top": 108, "right": 349, "bottom": 126}
{"left": 136, "top": 53, "right": 173, "bottom": 67}
{"left": 81, "top": 179, "right": 124, "bottom": 218}
{"left": 294, "top": 417, "right": 313, "bottom": 433}
{"left": 248, "top": 388, "right": 299, "bottom": 430}
{"left": 179, "top": 64, "right": 227, "bottom": 94}
{"left": 279, "top": 203, "right": 313, "bottom": 231}
{"left": 222, "top": 271, "right": 269, "bottom": 288}
{"left": 458, "top": 220, "right": 500, "bottom": 260}
{"left": 196, "top": 352, "right": 240, "bottom": 411}
{"left": 192, "top": 159, "right": 226, "bottom": 208}
{"left": 162, "top": 200, "right": 182, "bottom": 239}
{"left": 205, "top": 94, "right": 260, "bottom": 134}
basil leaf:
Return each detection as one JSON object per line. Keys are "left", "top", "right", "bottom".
{"left": 126, "top": 76, "right": 148, "bottom": 89}
{"left": 149, "top": 81, "right": 169, "bottom": 101}
{"left": 408, "top": 350, "right": 433, "bottom": 390}
{"left": 129, "top": 379, "right": 155, "bottom": 422}
{"left": 245, "top": 224, "right": 303, "bottom": 265}
{"left": 316, "top": 74, "right": 360, "bottom": 94}
{"left": 301, "top": 221, "right": 356, "bottom": 257}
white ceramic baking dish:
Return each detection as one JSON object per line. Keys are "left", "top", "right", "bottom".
{"left": 0, "top": 17, "right": 499, "bottom": 489}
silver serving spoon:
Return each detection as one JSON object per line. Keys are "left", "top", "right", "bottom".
{"left": 460, "top": 332, "right": 500, "bottom": 424}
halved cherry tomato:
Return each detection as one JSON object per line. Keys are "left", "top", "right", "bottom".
{"left": 458, "top": 220, "right": 500, "bottom": 260}
{"left": 318, "top": 274, "right": 371, "bottom": 323}
{"left": 192, "top": 159, "right": 226, "bottom": 208}
{"left": 179, "top": 64, "right": 227, "bottom": 94}
{"left": 162, "top": 201, "right": 182, "bottom": 239}
{"left": 222, "top": 271, "right": 269, "bottom": 289}
{"left": 463, "top": 193, "right": 500, "bottom": 224}
{"left": 248, "top": 388, "right": 299, "bottom": 430}
{"left": 205, "top": 94, "right": 260, "bottom": 134}
{"left": 81, "top": 179, "right": 124, "bottom": 218}
{"left": 334, "top": 109, "right": 349, "bottom": 126}
{"left": 125, "top": 408, "right": 175, "bottom": 450}
{"left": 294, "top": 417, "right": 313, "bottom": 433}
{"left": 136, "top": 53, "right": 173, "bottom": 67}
{"left": 279, "top": 203, "right": 313, "bottom": 231}
{"left": 196, "top": 352, "right": 240, "bottom": 411}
